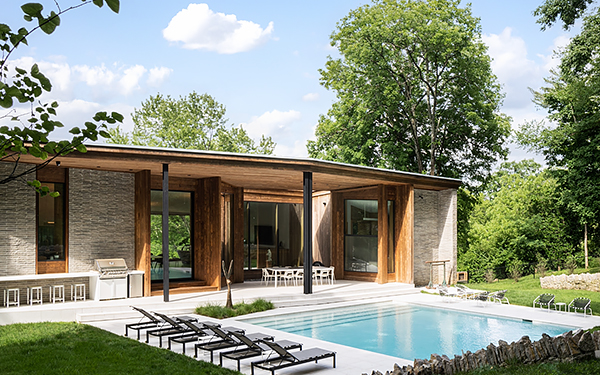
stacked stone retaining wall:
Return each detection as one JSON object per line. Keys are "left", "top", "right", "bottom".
{"left": 540, "top": 273, "right": 600, "bottom": 292}
{"left": 366, "top": 329, "right": 600, "bottom": 375}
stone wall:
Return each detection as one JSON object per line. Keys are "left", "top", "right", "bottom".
{"left": 68, "top": 169, "right": 135, "bottom": 272}
{"left": 0, "top": 163, "right": 37, "bottom": 276}
{"left": 541, "top": 273, "right": 600, "bottom": 292}
{"left": 414, "top": 189, "right": 457, "bottom": 286}
{"left": 368, "top": 329, "right": 600, "bottom": 375}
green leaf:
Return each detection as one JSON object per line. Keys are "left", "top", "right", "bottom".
{"left": 21, "top": 3, "right": 44, "bottom": 17}
{"left": 49, "top": 191, "right": 60, "bottom": 198}
{"left": 111, "top": 111, "right": 124, "bottom": 122}
{"left": 40, "top": 18, "right": 57, "bottom": 35}
{"left": 105, "top": 0, "right": 120, "bottom": 13}
{"left": 93, "top": 0, "right": 104, "bottom": 8}
{"left": 69, "top": 127, "right": 81, "bottom": 135}
{"left": 0, "top": 95, "right": 12, "bottom": 108}
{"left": 75, "top": 143, "right": 87, "bottom": 153}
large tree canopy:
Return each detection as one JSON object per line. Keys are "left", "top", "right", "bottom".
{"left": 0, "top": 0, "right": 122, "bottom": 195}
{"left": 108, "top": 92, "right": 275, "bottom": 155}
{"left": 519, "top": 1, "right": 600, "bottom": 232}
{"left": 308, "top": 0, "right": 510, "bottom": 184}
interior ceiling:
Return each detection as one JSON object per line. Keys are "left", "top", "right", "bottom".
{"left": 13, "top": 145, "right": 462, "bottom": 192}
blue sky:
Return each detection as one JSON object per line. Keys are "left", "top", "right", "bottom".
{"left": 2, "top": 0, "right": 578, "bottom": 163}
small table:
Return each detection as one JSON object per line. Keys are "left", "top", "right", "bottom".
{"left": 555, "top": 302, "right": 567, "bottom": 312}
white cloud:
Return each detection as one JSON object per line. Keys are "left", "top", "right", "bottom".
{"left": 163, "top": 3, "right": 274, "bottom": 54}
{"left": 242, "top": 109, "right": 302, "bottom": 140}
{"left": 74, "top": 64, "right": 117, "bottom": 87}
{"left": 119, "top": 65, "right": 147, "bottom": 95}
{"left": 302, "top": 93, "right": 319, "bottom": 102}
{"left": 147, "top": 67, "right": 173, "bottom": 87}
{"left": 539, "top": 35, "right": 571, "bottom": 72}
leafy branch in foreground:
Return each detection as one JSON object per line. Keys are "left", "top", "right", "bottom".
{"left": 0, "top": 0, "right": 121, "bottom": 195}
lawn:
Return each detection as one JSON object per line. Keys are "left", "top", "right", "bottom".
{"left": 0, "top": 322, "right": 241, "bottom": 375}
{"left": 463, "top": 269, "right": 599, "bottom": 316}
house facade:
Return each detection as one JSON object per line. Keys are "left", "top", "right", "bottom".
{"left": 0, "top": 144, "right": 460, "bottom": 298}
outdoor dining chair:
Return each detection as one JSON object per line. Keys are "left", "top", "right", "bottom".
{"left": 533, "top": 293, "right": 555, "bottom": 310}
{"left": 568, "top": 297, "right": 592, "bottom": 316}
{"left": 261, "top": 268, "right": 276, "bottom": 286}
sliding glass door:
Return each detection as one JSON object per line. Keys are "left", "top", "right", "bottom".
{"left": 150, "top": 190, "right": 193, "bottom": 282}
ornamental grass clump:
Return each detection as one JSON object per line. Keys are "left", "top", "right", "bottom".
{"left": 195, "top": 298, "right": 274, "bottom": 319}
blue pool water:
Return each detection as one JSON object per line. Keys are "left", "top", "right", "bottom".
{"left": 244, "top": 303, "right": 572, "bottom": 360}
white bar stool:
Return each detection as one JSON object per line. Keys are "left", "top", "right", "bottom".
{"left": 4, "top": 288, "right": 20, "bottom": 307}
{"left": 27, "top": 286, "right": 43, "bottom": 305}
{"left": 49, "top": 285, "right": 65, "bottom": 303}
{"left": 71, "top": 284, "right": 86, "bottom": 301}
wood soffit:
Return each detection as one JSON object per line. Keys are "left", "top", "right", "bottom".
{"left": 15, "top": 145, "right": 462, "bottom": 192}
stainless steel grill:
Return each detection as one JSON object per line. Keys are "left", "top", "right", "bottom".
{"left": 95, "top": 258, "right": 129, "bottom": 279}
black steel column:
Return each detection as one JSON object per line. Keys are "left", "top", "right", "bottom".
{"left": 162, "top": 163, "right": 170, "bottom": 302}
{"left": 303, "top": 171, "right": 313, "bottom": 294}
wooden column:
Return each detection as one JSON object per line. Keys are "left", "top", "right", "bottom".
{"left": 377, "top": 185, "right": 388, "bottom": 284}
{"left": 233, "top": 187, "right": 245, "bottom": 283}
{"left": 195, "top": 177, "right": 222, "bottom": 288}
{"left": 331, "top": 192, "right": 344, "bottom": 281}
{"left": 134, "top": 170, "right": 151, "bottom": 297}
{"left": 396, "top": 185, "right": 414, "bottom": 283}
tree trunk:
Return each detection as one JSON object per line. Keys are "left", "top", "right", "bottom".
{"left": 584, "top": 223, "right": 588, "bottom": 269}
{"left": 225, "top": 280, "right": 233, "bottom": 308}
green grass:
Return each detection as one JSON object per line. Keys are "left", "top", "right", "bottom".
{"left": 463, "top": 270, "right": 599, "bottom": 316}
{"left": 0, "top": 322, "right": 241, "bottom": 375}
{"left": 195, "top": 298, "right": 274, "bottom": 319}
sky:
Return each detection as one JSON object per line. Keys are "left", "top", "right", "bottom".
{"left": 2, "top": 0, "right": 579, "bottom": 165}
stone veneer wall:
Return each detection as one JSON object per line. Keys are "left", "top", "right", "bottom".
{"left": 0, "top": 163, "right": 36, "bottom": 276}
{"left": 413, "top": 189, "right": 457, "bottom": 286}
{"left": 68, "top": 169, "right": 135, "bottom": 272}
{"left": 540, "top": 273, "right": 600, "bottom": 292}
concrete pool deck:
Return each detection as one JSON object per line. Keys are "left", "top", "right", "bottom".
{"left": 3, "top": 281, "right": 600, "bottom": 375}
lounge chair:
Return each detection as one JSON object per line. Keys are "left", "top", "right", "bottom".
{"left": 195, "top": 325, "right": 273, "bottom": 362}
{"left": 489, "top": 290, "right": 510, "bottom": 304}
{"left": 168, "top": 319, "right": 218, "bottom": 354}
{"left": 220, "top": 331, "right": 302, "bottom": 371}
{"left": 568, "top": 297, "right": 592, "bottom": 316}
{"left": 438, "top": 286, "right": 456, "bottom": 298}
{"left": 455, "top": 284, "right": 478, "bottom": 299}
{"left": 125, "top": 306, "right": 164, "bottom": 340}
{"left": 533, "top": 293, "right": 555, "bottom": 310}
{"left": 251, "top": 340, "right": 336, "bottom": 375}
{"left": 145, "top": 312, "right": 197, "bottom": 347}
{"left": 473, "top": 291, "right": 489, "bottom": 304}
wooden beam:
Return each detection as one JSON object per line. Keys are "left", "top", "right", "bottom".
{"left": 396, "top": 185, "right": 414, "bottom": 283}
{"left": 134, "top": 170, "right": 151, "bottom": 296}
{"left": 377, "top": 185, "right": 388, "bottom": 284}
{"left": 232, "top": 187, "right": 245, "bottom": 283}
{"left": 195, "top": 177, "right": 222, "bottom": 289}
{"left": 331, "top": 192, "right": 344, "bottom": 281}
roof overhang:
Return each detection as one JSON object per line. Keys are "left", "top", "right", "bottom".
{"left": 12, "top": 143, "right": 462, "bottom": 192}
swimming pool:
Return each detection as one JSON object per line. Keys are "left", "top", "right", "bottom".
{"left": 244, "top": 303, "right": 572, "bottom": 360}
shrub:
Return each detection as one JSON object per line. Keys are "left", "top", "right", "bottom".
{"left": 484, "top": 269, "right": 496, "bottom": 283}
{"left": 508, "top": 260, "right": 523, "bottom": 282}
{"left": 565, "top": 255, "right": 578, "bottom": 275}
{"left": 195, "top": 298, "right": 274, "bottom": 319}
{"left": 535, "top": 255, "right": 548, "bottom": 278}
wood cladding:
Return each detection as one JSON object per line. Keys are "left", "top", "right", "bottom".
{"left": 37, "top": 261, "right": 66, "bottom": 274}
{"left": 134, "top": 170, "right": 152, "bottom": 296}
{"left": 377, "top": 185, "right": 388, "bottom": 284}
{"left": 232, "top": 187, "right": 245, "bottom": 283}
{"left": 194, "top": 177, "right": 222, "bottom": 288}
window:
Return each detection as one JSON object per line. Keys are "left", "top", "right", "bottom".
{"left": 344, "top": 199, "right": 394, "bottom": 273}
{"left": 243, "top": 202, "right": 303, "bottom": 269}
{"left": 150, "top": 190, "right": 193, "bottom": 282}
{"left": 37, "top": 183, "right": 66, "bottom": 263}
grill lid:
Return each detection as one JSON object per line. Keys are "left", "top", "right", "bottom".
{"left": 95, "top": 258, "right": 128, "bottom": 278}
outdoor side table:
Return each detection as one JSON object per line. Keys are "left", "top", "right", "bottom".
{"left": 555, "top": 302, "right": 567, "bottom": 312}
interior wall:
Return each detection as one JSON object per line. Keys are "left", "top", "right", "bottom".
{"left": 312, "top": 192, "right": 331, "bottom": 266}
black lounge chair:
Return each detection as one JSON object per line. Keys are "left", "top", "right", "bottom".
{"left": 195, "top": 325, "right": 273, "bottom": 362}
{"left": 168, "top": 319, "right": 221, "bottom": 354}
{"left": 125, "top": 306, "right": 164, "bottom": 340}
{"left": 251, "top": 340, "right": 336, "bottom": 375}
{"left": 568, "top": 297, "right": 592, "bottom": 316}
{"left": 489, "top": 290, "right": 510, "bottom": 304}
{"left": 533, "top": 293, "right": 555, "bottom": 310}
{"left": 146, "top": 312, "right": 197, "bottom": 347}
{"left": 220, "top": 330, "right": 302, "bottom": 371}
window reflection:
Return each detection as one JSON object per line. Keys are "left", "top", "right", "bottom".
{"left": 37, "top": 183, "right": 66, "bottom": 261}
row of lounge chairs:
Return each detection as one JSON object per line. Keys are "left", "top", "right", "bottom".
{"left": 438, "top": 285, "right": 510, "bottom": 304}
{"left": 533, "top": 294, "right": 593, "bottom": 315}
{"left": 125, "top": 306, "right": 336, "bottom": 374}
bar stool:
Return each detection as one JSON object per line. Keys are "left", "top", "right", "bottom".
{"left": 49, "top": 285, "right": 65, "bottom": 303}
{"left": 4, "top": 288, "right": 20, "bottom": 307}
{"left": 27, "top": 286, "right": 43, "bottom": 305}
{"left": 71, "top": 284, "right": 86, "bottom": 301}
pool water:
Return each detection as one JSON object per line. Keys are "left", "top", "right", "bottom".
{"left": 244, "top": 303, "right": 572, "bottom": 360}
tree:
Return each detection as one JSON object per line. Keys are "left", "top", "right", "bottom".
{"left": 1, "top": 0, "right": 123, "bottom": 196}
{"left": 307, "top": 0, "right": 510, "bottom": 185}
{"left": 460, "top": 160, "right": 577, "bottom": 282}
{"left": 518, "top": 0, "right": 600, "bottom": 266}
{"left": 108, "top": 92, "right": 275, "bottom": 155}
